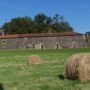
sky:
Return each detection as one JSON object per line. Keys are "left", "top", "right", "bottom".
{"left": 0, "top": 0, "right": 90, "bottom": 33}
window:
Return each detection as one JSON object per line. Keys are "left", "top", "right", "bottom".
{"left": 2, "top": 39, "right": 6, "bottom": 44}
{"left": 55, "top": 42, "right": 59, "bottom": 49}
{"left": 32, "top": 44, "right": 35, "bottom": 49}
{"left": 41, "top": 44, "right": 44, "bottom": 49}
{"left": 72, "top": 41, "right": 77, "bottom": 48}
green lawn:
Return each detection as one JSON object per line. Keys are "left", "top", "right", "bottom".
{"left": 0, "top": 48, "right": 90, "bottom": 90}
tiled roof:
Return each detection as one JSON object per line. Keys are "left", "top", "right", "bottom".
{"left": 0, "top": 32, "right": 82, "bottom": 39}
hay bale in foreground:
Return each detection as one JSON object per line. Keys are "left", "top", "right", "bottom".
{"left": 64, "top": 53, "right": 90, "bottom": 81}
{"left": 27, "top": 55, "right": 42, "bottom": 65}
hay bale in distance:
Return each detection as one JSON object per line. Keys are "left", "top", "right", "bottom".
{"left": 27, "top": 55, "right": 42, "bottom": 65}
{"left": 64, "top": 53, "right": 90, "bottom": 81}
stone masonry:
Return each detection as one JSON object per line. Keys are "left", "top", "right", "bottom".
{"left": 0, "top": 32, "right": 89, "bottom": 49}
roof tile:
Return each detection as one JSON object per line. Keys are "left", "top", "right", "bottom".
{"left": 0, "top": 32, "right": 82, "bottom": 39}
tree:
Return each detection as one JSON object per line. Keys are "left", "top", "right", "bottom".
{"left": 34, "top": 13, "right": 52, "bottom": 33}
{"left": 34, "top": 13, "right": 47, "bottom": 24}
{"left": 3, "top": 16, "right": 35, "bottom": 34}
{"left": 52, "top": 21, "right": 73, "bottom": 32}
{"left": 52, "top": 14, "right": 73, "bottom": 32}
{"left": 46, "top": 17, "right": 52, "bottom": 25}
{"left": 2, "top": 13, "right": 73, "bottom": 34}
{"left": 3, "top": 22, "right": 11, "bottom": 34}
{"left": 53, "top": 14, "right": 63, "bottom": 24}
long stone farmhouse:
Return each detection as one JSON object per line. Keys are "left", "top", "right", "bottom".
{"left": 0, "top": 32, "right": 89, "bottom": 49}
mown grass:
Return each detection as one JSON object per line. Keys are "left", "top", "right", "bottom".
{"left": 0, "top": 48, "right": 90, "bottom": 90}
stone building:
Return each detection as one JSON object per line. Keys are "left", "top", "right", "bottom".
{"left": 0, "top": 32, "right": 89, "bottom": 49}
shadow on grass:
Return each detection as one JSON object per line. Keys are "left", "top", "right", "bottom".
{"left": 0, "top": 84, "right": 4, "bottom": 90}
{"left": 58, "top": 74, "right": 65, "bottom": 80}
{"left": 57, "top": 74, "right": 81, "bottom": 85}
{"left": 58, "top": 74, "right": 79, "bottom": 80}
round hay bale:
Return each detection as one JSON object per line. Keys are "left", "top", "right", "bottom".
{"left": 64, "top": 53, "right": 90, "bottom": 81}
{"left": 27, "top": 55, "right": 42, "bottom": 65}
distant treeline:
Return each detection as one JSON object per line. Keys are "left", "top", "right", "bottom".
{"left": 2, "top": 13, "right": 73, "bottom": 34}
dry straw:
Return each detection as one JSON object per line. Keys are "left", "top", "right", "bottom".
{"left": 27, "top": 55, "right": 42, "bottom": 65}
{"left": 64, "top": 53, "right": 90, "bottom": 81}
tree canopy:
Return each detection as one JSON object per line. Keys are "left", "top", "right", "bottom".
{"left": 2, "top": 13, "right": 73, "bottom": 34}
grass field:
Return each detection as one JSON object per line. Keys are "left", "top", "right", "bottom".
{"left": 0, "top": 48, "right": 90, "bottom": 90}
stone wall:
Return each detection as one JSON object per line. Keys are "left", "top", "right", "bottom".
{"left": 0, "top": 35, "right": 88, "bottom": 49}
